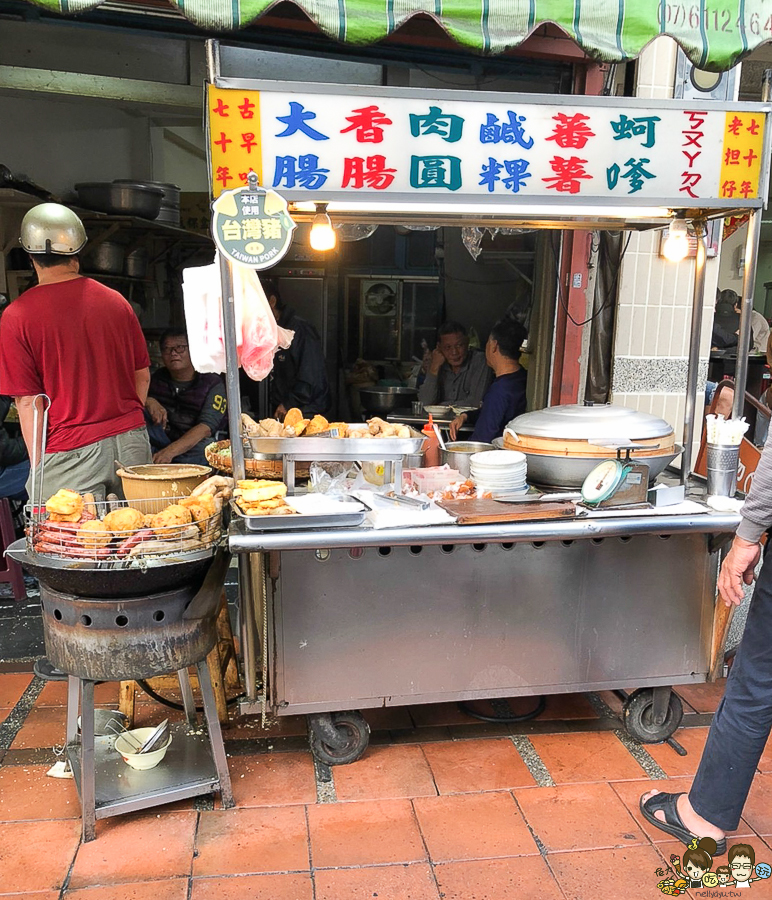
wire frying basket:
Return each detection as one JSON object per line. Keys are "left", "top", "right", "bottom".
{"left": 25, "top": 394, "right": 224, "bottom": 564}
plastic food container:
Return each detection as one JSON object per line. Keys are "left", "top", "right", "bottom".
{"left": 404, "top": 466, "right": 463, "bottom": 494}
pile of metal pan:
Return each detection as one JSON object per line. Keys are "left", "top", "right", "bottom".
{"left": 116, "top": 180, "right": 181, "bottom": 227}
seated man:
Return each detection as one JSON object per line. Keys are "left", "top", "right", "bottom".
{"left": 418, "top": 321, "right": 492, "bottom": 409}
{"left": 0, "top": 396, "right": 29, "bottom": 500}
{"left": 730, "top": 291, "right": 771, "bottom": 354}
{"left": 449, "top": 318, "right": 528, "bottom": 443}
{"left": 145, "top": 329, "right": 227, "bottom": 466}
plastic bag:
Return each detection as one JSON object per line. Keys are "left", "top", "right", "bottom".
{"left": 182, "top": 253, "right": 293, "bottom": 379}
{"left": 308, "top": 461, "right": 353, "bottom": 494}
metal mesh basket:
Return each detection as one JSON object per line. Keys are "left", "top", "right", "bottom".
{"left": 27, "top": 495, "right": 223, "bottom": 564}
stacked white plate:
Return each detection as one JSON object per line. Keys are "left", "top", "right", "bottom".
{"left": 470, "top": 450, "right": 528, "bottom": 494}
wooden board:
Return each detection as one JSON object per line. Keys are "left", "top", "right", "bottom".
{"left": 438, "top": 498, "right": 577, "bottom": 525}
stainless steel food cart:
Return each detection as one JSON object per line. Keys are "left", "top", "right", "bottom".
{"left": 229, "top": 491, "right": 739, "bottom": 762}
{"left": 204, "top": 42, "right": 772, "bottom": 764}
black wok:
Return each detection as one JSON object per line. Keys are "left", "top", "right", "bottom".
{"left": 6, "top": 538, "right": 215, "bottom": 598}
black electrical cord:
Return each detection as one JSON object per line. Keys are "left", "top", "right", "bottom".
{"left": 137, "top": 679, "right": 245, "bottom": 713}
{"left": 549, "top": 230, "right": 632, "bottom": 328}
{"left": 458, "top": 695, "right": 547, "bottom": 723}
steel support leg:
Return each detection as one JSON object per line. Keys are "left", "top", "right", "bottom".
{"left": 79, "top": 679, "right": 96, "bottom": 842}
{"left": 66, "top": 676, "right": 79, "bottom": 745}
{"left": 177, "top": 668, "right": 198, "bottom": 727}
{"left": 195, "top": 659, "right": 234, "bottom": 809}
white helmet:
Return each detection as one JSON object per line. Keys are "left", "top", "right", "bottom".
{"left": 20, "top": 203, "right": 87, "bottom": 255}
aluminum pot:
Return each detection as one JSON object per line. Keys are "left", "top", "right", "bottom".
{"left": 125, "top": 248, "right": 148, "bottom": 278}
{"left": 358, "top": 386, "right": 418, "bottom": 416}
{"left": 440, "top": 441, "right": 494, "bottom": 478}
{"left": 74, "top": 182, "right": 163, "bottom": 219}
{"left": 89, "top": 241, "right": 124, "bottom": 274}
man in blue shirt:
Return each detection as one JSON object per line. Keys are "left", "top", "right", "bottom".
{"left": 449, "top": 318, "right": 527, "bottom": 444}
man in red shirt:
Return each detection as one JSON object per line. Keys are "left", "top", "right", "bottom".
{"left": 0, "top": 203, "right": 152, "bottom": 502}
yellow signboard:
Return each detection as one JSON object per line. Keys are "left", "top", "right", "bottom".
{"left": 208, "top": 85, "right": 263, "bottom": 197}
{"left": 719, "top": 111, "right": 765, "bottom": 201}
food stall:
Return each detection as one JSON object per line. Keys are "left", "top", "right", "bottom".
{"left": 204, "top": 43, "right": 772, "bottom": 764}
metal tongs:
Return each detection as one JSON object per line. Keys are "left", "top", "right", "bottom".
{"left": 105, "top": 717, "right": 170, "bottom": 754}
{"left": 381, "top": 491, "right": 430, "bottom": 511}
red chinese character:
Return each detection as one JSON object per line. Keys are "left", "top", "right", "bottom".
{"left": 238, "top": 172, "right": 250, "bottom": 183}
{"left": 685, "top": 111, "right": 706, "bottom": 129}
{"left": 680, "top": 172, "right": 701, "bottom": 198}
{"left": 546, "top": 113, "right": 595, "bottom": 149}
{"left": 683, "top": 150, "right": 700, "bottom": 167}
{"left": 239, "top": 97, "right": 256, "bottom": 119}
{"left": 212, "top": 99, "right": 229, "bottom": 118}
{"left": 214, "top": 132, "right": 233, "bottom": 152}
{"left": 744, "top": 148, "right": 759, "bottom": 167}
{"left": 341, "top": 105, "right": 393, "bottom": 143}
{"left": 727, "top": 115, "right": 743, "bottom": 136}
{"left": 721, "top": 180, "right": 737, "bottom": 197}
{"left": 240, "top": 133, "right": 258, "bottom": 154}
{"left": 542, "top": 156, "right": 592, "bottom": 194}
{"left": 740, "top": 180, "right": 754, "bottom": 197}
{"left": 342, "top": 155, "right": 397, "bottom": 190}
{"left": 724, "top": 148, "right": 741, "bottom": 166}
{"left": 216, "top": 166, "right": 233, "bottom": 188}
{"left": 747, "top": 119, "right": 760, "bottom": 135}
{"left": 682, "top": 131, "right": 703, "bottom": 148}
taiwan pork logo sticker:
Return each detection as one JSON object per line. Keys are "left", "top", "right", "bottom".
{"left": 212, "top": 171, "right": 296, "bottom": 270}
{"left": 653, "top": 837, "right": 771, "bottom": 895}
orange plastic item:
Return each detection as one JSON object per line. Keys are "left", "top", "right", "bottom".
{"left": 422, "top": 414, "right": 441, "bottom": 468}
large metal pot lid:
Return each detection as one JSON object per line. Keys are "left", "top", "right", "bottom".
{"left": 507, "top": 403, "right": 673, "bottom": 441}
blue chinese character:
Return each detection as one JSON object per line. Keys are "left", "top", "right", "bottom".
{"left": 273, "top": 154, "right": 330, "bottom": 189}
{"left": 409, "top": 108, "right": 464, "bottom": 143}
{"left": 502, "top": 158, "right": 531, "bottom": 193}
{"left": 479, "top": 112, "right": 534, "bottom": 149}
{"left": 479, "top": 157, "right": 531, "bottom": 193}
{"left": 479, "top": 158, "right": 503, "bottom": 192}
{"left": 275, "top": 102, "right": 329, "bottom": 141}
{"left": 409, "top": 156, "right": 462, "bottom": 190}
{"left": 606, "top": 157, "right": 655, "bottom": 194}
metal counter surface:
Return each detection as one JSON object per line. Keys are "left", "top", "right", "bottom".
{"left": 229, "top": 508, "right": 739, "bottom": 552}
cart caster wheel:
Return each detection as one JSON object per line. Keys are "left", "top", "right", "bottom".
{"left": 622, "top": 688, "right": 683, "bottom": 743}
{"left": 308, "top": 711, "right": 370, "bottom": 766}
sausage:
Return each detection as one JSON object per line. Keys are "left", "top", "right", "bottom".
{"left": 128, "top": 538, "right": 203, "bottom": 557}
{"left": 34, "top": 541, "right": 112, "bottom": 559}
{"left": 35, "top": 529, "right": 83, "bottom": 548}
{"left": 116, "top": 527, "right": 154, "bottom": 557}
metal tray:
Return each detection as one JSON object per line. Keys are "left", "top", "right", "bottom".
{"left": 231, "top": 500, "right": 367, "bottom": 532}
{"left": 243, "top": 426, "right": 425, "bottom": 457}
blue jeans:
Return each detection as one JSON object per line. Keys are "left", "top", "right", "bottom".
{"left": 146, "top": 420, "right": 208, "bottom": 467}
{"left": 0, "top": 460, "right": 30, "bottom": 500}
{"left": 689, "top": 550, "right": 772, "bottom": 830}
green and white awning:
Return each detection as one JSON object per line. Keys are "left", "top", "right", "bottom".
{"left": 28, "top": 0, "right": 772, "bottom": 70}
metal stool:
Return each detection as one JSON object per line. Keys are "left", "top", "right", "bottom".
{"left": 66, "top": 661, "right": 234, "bottom": 842}
{"left": 0, "top": 497, "right": 25, "bottom": 601}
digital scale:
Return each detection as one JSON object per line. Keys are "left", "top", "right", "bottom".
{"left": 580, "top": 448, "right": 651, "bottom": 509}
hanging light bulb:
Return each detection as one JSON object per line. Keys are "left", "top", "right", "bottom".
{"left": 663, "top": 218, "right": 689, "bottom": 262}
{"left": 309, "top": 202, "right": 336, "bottom": 251}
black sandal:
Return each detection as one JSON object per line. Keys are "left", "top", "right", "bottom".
{"left": 33, "top": 657, "right": 68, "bottom": 682}
{"left": 640, "top": 792, "right": 726, "bottom": 856}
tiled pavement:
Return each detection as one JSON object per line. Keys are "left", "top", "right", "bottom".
{"left": 2, "top": 662, "right": 772, "bottom": 900}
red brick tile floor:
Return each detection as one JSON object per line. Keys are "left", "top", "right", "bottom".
{"left": 4, "top": 672, "right": 772, "bottom": 899}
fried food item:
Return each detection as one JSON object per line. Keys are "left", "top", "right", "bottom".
{"left": 46, "top": 489, "right": 84, "bottom": 518}
{"left": 258, "top": 418, "right": 283, "bottom": 437}
{"left": 241, "top": 413, "right": 260, "bottom": 435}
{"left": 103, "top": 507, "right": 145, "bottom": 536}
{"left": 239, "top": 482, "right": 288, "bottom": 503}
{"left": 283, "top": 407, "right": 304, "bottom": 430}
{"left": 177, "top": 499, "right": 210, "bottom": 532}
{"left": 269, "top": 506, "right": 296, "bottom": 516}
{"left": 149, "top": 504, "right": 193, "bottom": 537}
{"left": 180, "top": 492, "right": 216, "bottom": 517}
{"left": 394, "top": 425, "right": 411, "bottom": 438}
{"left": 304, "top": 414, "right": 329, "bottom": 436}
{"left": 77, "top": 519, "right": 112, "bottom": 549}
{"left": 294, "top": 418, "right": 310, "bottom": 436}
{"left": 48, "top": 511, "right": 84, "bottom": 523}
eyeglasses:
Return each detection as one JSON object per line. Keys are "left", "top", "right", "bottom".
{"left": 162, "top": 344, "right": 189, "bottom": 356}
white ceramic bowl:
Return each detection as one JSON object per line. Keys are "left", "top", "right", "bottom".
{"left": 114, "top": 727, "right": 172, "bottom": 770}
{"left": 423, "top": 405, "right": 452, "bottom": 417}
{"left": 470, "top": 450, "right": 527, "bottom": 467}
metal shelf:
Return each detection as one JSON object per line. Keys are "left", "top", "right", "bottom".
{"left": 67, "top": 724, "right": 220, "bottom": 818}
